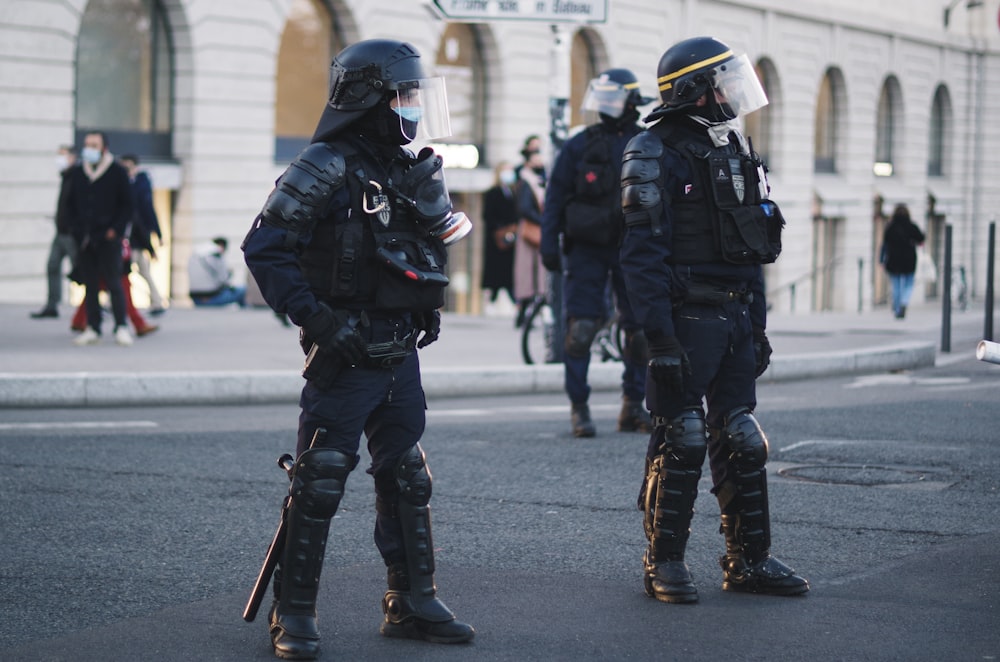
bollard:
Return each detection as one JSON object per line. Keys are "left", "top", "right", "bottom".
{"left": 976, "top": 340, "right": 1000, "bottom": 365}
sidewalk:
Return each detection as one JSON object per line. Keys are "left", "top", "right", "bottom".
{"left": 0, "top": 301, "right": 988, "bottom": 408}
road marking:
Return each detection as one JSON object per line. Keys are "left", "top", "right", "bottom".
{"left": 0, "top": 421, "right": 159, "bottom": 431}
{"left": 428, "top": 404, "right": 618, "bottom": 418}
{"left": 845, "top": 374, "right": 971, "bottom": 388}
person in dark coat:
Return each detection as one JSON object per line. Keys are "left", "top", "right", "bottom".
{"left": 120, "top": 154, "right": 166, "bottom": 315}
{"left": 64, "top": 131, "right": 134, "bottom": 346}
{"left": 30, "top": 145, "right": 79, "bottom": 319}
{"left": 481, "top": 161, "right": 517, "bottom": 310}
{"left": 880, "top": 203, "right": 926, "bottom": 319}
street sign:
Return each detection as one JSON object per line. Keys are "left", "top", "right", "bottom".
{"left": 431, "top": 0, "right": 607, "bottom": 23}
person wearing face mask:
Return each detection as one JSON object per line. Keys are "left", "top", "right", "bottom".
{"left": 63, "top": 131, "right": 135, "bottom": 346}
{"left": 540, "top": 68, "right": 655, "bottom": 438}
{"left": 512, "top": 136, "right": 548, "bottom": 327}
{"left": 619, "top": 36, "right": 807, "bottom": 604}
{"left": 30, "top": 145, "right": 80, "bottom": 319}
{"left": 242, "top": 39, "right": 474, "bottom": 660}
{"left": 480, "top": 161, "right": 518, "bottom": 315}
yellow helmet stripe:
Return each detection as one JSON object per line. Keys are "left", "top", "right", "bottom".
{"left": 657, "top": 50, "right": 733, "bottom": 91}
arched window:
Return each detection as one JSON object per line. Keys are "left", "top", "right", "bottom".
{"left": 76, "top": 0, "right": 174, "bottom": 159}
{"left": 874, "top": 76, "right": 903, "bottom": 177}
{"left": 814, "top": 68, "right": 844, "bottom": 174}
{"left": 928, "top": 85, "right": 951, "bottom": 177}
{"left": 745, "top": 58, "right": 778, "bottom": 172}
{"left": 274, "top": 0, "right": 346, "bottom": 161}
{"left": 435, "top": 22, "right": 486, "bottom": 159}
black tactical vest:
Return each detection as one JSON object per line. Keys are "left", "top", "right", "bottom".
{"left": 653, "top": 122, "right": 783, "bottom": 265}
{"left": 299, "top": 139, "right": 448, "bottom": 312}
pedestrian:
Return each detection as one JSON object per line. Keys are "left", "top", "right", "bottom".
{"left": 120, "top": 154, "right": 167, "bottom": 315}
{"left": 880, "top": 203, "right": 926, "bottom": 319}
{"left": 512, "top": 136, "right": 547, "bottom": 326}
{"left": 69, "top": 237, "right": 158, "bottom": 337}
{"left": 188, "top": 237, "right": 246, "bottom": 307}
{"left": 64, "top": 131, "right": 135, "bottom": 346}
{"left": 242, "top": 39, "right": 474, "bottom": 660}
{"left": 30, "top": 145, "right": 79, "bottom": 319}
{"left": 540, "top": 68, "right": 655, "bottom": 437}
{"left": 481, "top": 161, "right": 518, "bottom": 316}
{"left": 619, "top": 36, "right": 808, "bottom": 603}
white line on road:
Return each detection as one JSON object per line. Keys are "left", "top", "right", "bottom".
{"left": 0, "top": 421, "right": 159, "bottom": 431}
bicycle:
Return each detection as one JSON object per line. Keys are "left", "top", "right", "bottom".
{"left": 520, "top": 294, "right": 624, "bottom": 365}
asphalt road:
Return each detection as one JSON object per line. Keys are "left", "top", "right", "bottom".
{"left": 0, "top": 353, "right": 997, "bottom": 661}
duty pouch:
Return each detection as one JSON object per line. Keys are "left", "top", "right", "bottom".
{"left": 564, "top": 199, "right": 618, "bottom": 246}
{"left": 718, "top": 201, "right": 784, "bottom": 265}
{"left": 374, "top": 233, "right": 447, "bottom": 311}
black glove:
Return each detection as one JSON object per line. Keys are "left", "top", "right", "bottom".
{"left": 541, "top": 252, "right": 561, "bottom": 273}
{"left": 753, "top": 326, "right": 772, "bottom": 378}
{"left": 647, "top": 335, "right": 690, "bottom": 396}
{"left": 414, "top": 309, "right": 441, "bottom": 349}
{"left": 301, "top": 302, "right": 365, "bottom": 366}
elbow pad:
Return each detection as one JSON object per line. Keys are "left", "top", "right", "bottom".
{"left": 621, "top": 132, "right": 666, "bottom": 236}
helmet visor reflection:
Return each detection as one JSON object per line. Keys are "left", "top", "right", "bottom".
{"left": 394, "top": 77, "right": 452, "bottom": 144}
{"left": 709, "top": 53, "right": 768, "bottom": 117}
{"left": 581, "top": 79, "right": 631, "bottom": 117}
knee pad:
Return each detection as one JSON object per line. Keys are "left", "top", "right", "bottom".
{"left": 659, "top": 409, "right": 708, "bottom": 468}
{"left": 721, "top": 407, "right": 768, "bottom": 470}
{"left": 289, "top": 448, "right": 355, "bottom": 519}
{"left": 565, "top": 318, "right": 600, "bottom": 358}
{"left": 622, "top": 328, "right": 648, "bottom": 365}
{"left": 394, "top": 444, "right": 432, "bottom": 507}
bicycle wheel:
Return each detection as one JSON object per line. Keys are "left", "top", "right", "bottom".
{"left": 521, "top": 301, "right": 555, "bottom": 365}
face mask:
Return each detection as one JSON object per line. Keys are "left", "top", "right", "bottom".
{"left": 81, "top": 147, "right": 101, "bottom": 164}
{"left": 500, "top": 170, "right": 516, "bottom": 186}
{"left": 393, "top": 106, "right": 423, "bottom": 123}
{"left": 55, "top": 154, "right": 70, "bottom": 172}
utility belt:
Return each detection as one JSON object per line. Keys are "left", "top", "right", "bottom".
{"left": 680, "top": 280, "right": 754, "bottom": 306}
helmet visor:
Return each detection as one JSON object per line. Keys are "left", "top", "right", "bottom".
{"left": 709, "top": 53, "right": 768, "bottom": 117}
{"left": 581, "top": 78, "right": 631, "bottom": 117}
{"left": 392, "top": 76, "right": 452, "bottom": 144}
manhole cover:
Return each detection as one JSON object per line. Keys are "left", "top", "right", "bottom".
{"left": 777, "top": 464, "right": 940, "bottom": 486}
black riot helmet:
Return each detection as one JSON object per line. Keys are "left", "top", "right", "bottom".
{"left": 652, "top": 36, "right": 768, "bottom": 123}
{"left": 311, "top": 39, "right": 452, "bottom": 145}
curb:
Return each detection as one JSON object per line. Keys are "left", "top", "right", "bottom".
{"left": 0, "top": 341, "right": 937, "bottom": 408}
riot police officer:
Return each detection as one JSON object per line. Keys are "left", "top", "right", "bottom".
{"left": 619, "top": 37, "right": 809, "bottom": 603}
{"left": 540, "top": 69, "right": 654, "bottom": 438}
{"left": 243, "top": 39, "right": 474, "bottom": 659}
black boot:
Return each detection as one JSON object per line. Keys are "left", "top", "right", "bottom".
{"left": 30, "top": 306, "right": 58, "bottom": 319}
{"left": 643, "top": 549, "right": 698, "bottom": 604}
{"left": 719, "top": 514, "right": 809, "bottom": 596}
{"left": 640, "top": 412, "right": 707, "bottom": 604}
{"left": 618, "top": 397, "right": 653, "bottom": 433}
{"left": 269, "top": 566, "right": 321, "bottom": 661}
{"left": 381, "top": 564, "right": 475, "bottom": 643}
{"left": 571, "top": 402, "right": 596, "bottom": 437}
{"left": 379, "top": 445, "right": 475, "bottom": 643}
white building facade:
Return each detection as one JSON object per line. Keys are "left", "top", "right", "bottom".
{"left": 2, "top": 0, "right": 997, "bottom": 314}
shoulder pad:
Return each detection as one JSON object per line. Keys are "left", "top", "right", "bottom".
{"left": 259, "top": 143, "right": 347, "bottom": 233}
{"left": 623, "top": 131, "right": 664, "bottom": 162}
